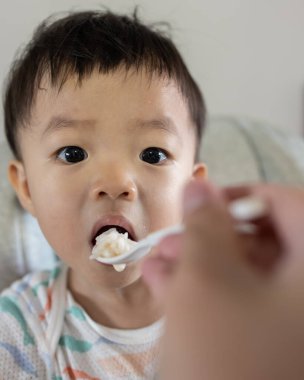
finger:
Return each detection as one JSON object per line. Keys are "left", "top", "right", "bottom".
{"left": 240, "top": 219, "right": 282, "bottom": 273}
{"left": 152, "top": 234, "right": 183, "bottom": 261}
{"left": 141, "top": 234, "right": 182, "bottom": 300}
{"left": 183, "top": 179, "right": 222, "bottom": 216}
{"left": 181, "top": 200, "right": 260, "bottom": 291}
{"left": 141, "top": 256, "right": 172, "bottom": 301}
{"left": 242, "top": 185, "right": 304, "bottom": 256}
{"left": 235, "top": 184, "right": 304, "bottom": 249}
{"left": 224, "top": 184, "right": 304, "bottom": 272}
{"left": 223, "top": 185, "right": 252, "bottom": 202}
{"left": 184, "top": 181, "right": 284, "bottom": 276}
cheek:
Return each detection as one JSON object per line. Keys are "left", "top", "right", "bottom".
{"left": 29, "top": 165, "right": 84, "bottom": 210}
{"left": 31, "top": 180, "right": 72, "bottom": 218}
{"left": 145, "top": 173, "right": 187, "bottom": 226}
{"left": 35, "top": 197, "right": 76, "bottom": 249}
{"left": 28, "top": 174, "right": 83, "bottom": 251}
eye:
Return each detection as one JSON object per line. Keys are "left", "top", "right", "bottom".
{"left": 57, "top": 146, "right": 88, "bottom": 164}
{"left": 140, "top": 147, "right": 168, "bottom": 165}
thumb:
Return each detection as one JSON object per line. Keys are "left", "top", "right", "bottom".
{"left": 142, "top": 234, "right": 182, "bottom": 301}
{"left": 181, "top": 181, "right": 257, "bottom": 290}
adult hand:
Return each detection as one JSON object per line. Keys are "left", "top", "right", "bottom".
{"left": 142, "top": 180, "right": 304, "bottom": 380}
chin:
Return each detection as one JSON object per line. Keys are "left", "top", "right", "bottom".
{"left": 94, "top": 261, "right": 142, "bottom": 288}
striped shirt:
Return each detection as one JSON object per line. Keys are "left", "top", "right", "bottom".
{"left": 0, "top": 264, "right": 163, "bottom": 379}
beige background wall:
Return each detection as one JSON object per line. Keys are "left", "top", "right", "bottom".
{"left": 1, "top": 0, "right": 303, "bottom": 143}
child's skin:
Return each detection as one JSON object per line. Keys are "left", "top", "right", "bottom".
{"left": 8, "top": 67, "right": 205, "bottom": 329}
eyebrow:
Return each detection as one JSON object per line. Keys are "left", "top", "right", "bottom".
{"left": 42, "top": 115, "right": 181, "bottom": 139}
{"left": 134, "top": 117, "right": 181, "bottom": 139}
{"left": 42, "top": 116, "right": 96, "bottom": 137}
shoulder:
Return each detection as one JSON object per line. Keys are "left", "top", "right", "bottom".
{"left": 1, "top": 265, "right": 62, "bottom": 305}
{"left": 0, "top": 268, "right": 63, "bottom": 377}
{"left": 0, "top": 265, "right": 64, "bottom": 328}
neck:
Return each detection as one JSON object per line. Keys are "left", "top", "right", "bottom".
{"left": 68, "top": 269, "right": 163, "bottom": 329}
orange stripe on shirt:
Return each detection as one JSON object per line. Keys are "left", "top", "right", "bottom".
{"left": 98, "top": 342, "right": 160, "bottom": 377}
{"left": 63, "top": 366, "right": 101, "bottom": 380}
{"left": 39, "top": 287, "right": 52, "bottom": 321}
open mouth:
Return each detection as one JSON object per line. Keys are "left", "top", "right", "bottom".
{"left": 92, "top": 225, "right": 135, "bottom": 246}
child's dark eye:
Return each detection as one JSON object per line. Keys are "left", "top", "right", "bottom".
{"left": 57, "top": 146, "right": 88, "bottom": 164}
{"left": 140, "top": 147, "right": 168, "bottom": 164}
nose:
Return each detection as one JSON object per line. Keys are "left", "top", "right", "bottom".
{"left": 90, "top": 167, "right": 137, "bottom": 202}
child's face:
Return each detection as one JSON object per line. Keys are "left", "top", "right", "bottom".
{"left": 9, "top": 68, "right": 205, "bottom": 290}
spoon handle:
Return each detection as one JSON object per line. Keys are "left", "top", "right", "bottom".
{"left": 141, "top": 224, "right": 185, "bottom": 248}
{"left": 141, "top": 195, "right": 267, "bottom": 249}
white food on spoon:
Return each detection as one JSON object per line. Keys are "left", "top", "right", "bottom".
{"left": 90, "top": 228, "right": 137, "bottom": 272}
{"left": 113, "top": 264, "right": 127, "bottom": 272}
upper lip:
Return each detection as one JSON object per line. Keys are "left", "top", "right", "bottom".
{"left": 90, "top": 214, "right": 137, "bottom": 246}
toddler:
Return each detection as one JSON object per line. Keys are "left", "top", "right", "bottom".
{"left": 1, "top": 9, "right": 206, "bottom": 379}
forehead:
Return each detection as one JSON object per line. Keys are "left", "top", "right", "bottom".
{"left": 34, "top": 68, "right": 187, "bottom": 111}
{"left": 28, "top": 68, "right": 195, "bottom": 143}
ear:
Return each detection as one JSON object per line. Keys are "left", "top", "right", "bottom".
{"left": 8, "top": 160, "right": 36, "bottom": 217}
{"left": 192, "top": 162, "right": 208, "bottom": 180}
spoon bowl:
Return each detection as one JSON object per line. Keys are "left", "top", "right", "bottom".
{"left": 94, "top": 224, "right": 184, "bottom": 265}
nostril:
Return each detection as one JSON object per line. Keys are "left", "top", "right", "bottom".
{"left": 91, "top": 179, "right": 137, "bottom": 201}
{"left": 97, "top": 190, "right": 133, "bottom": 199}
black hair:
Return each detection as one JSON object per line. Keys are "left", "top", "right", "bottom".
{"left": 3, "top": 9, "right": 206, "bottom": 160}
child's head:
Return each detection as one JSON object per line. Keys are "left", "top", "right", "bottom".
{"left": 4, "top": 10, "right": 205, "bottom": 162}
{"left": 4, "top": 10, "right": 206, "bottom": 290}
